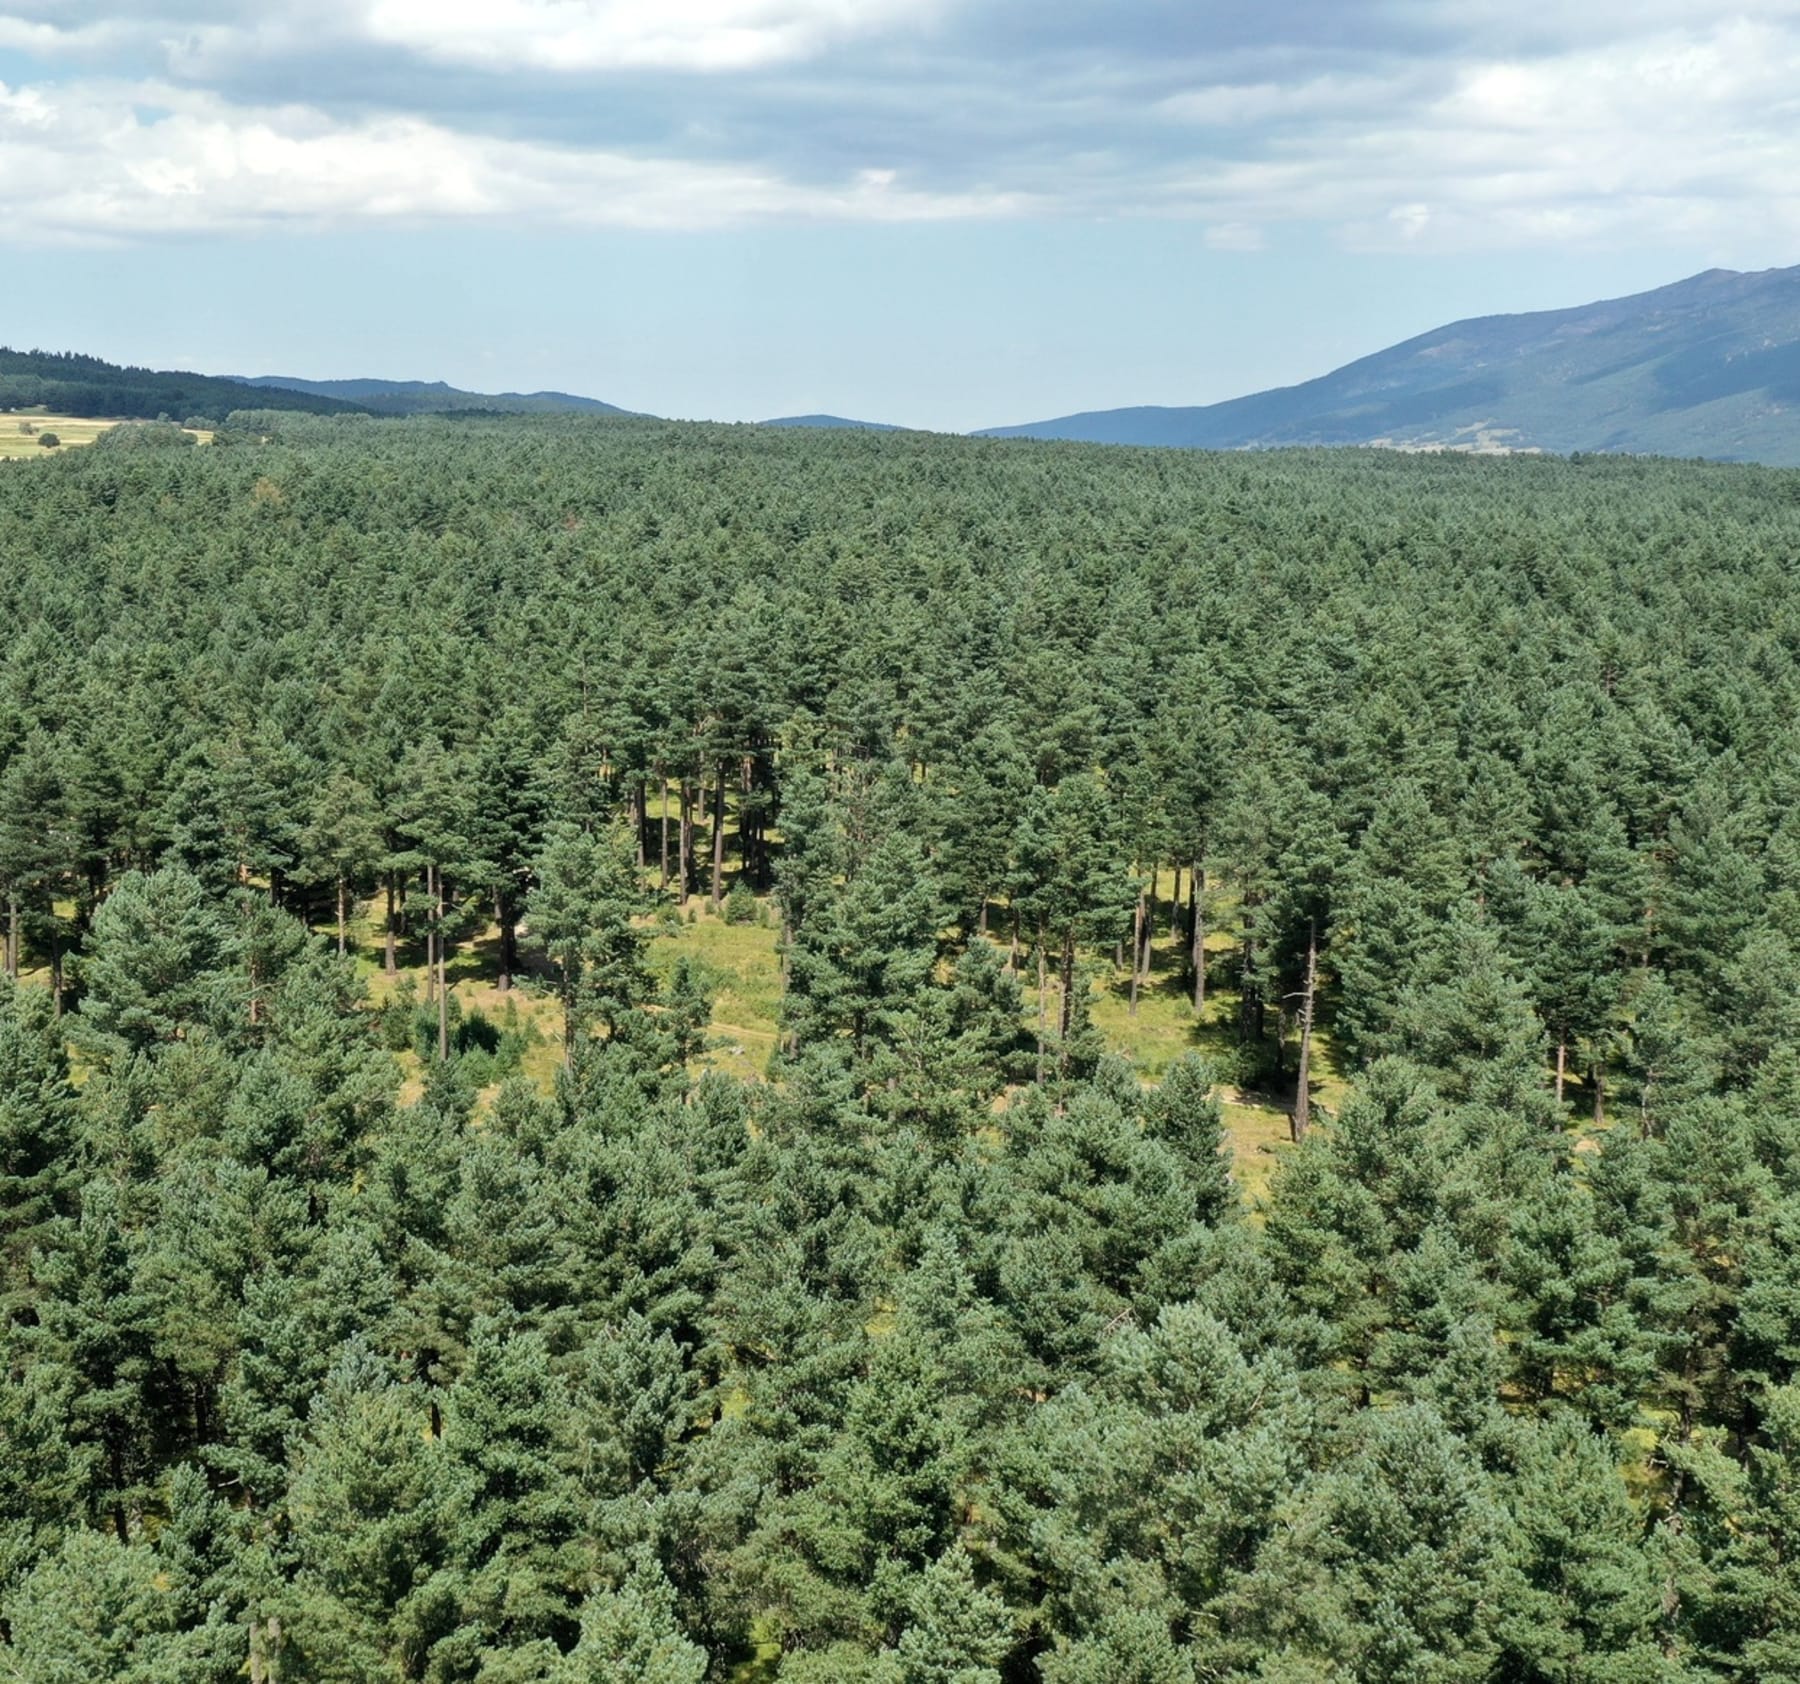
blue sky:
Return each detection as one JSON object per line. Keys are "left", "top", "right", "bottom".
{"left": 2, "top": 2, "right": 1796, "bottom": 430}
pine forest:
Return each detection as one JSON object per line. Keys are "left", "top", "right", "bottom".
{"left": 5, "top": 410, "right": 1800, "bottom": 1682}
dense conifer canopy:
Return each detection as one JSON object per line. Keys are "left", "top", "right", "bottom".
{"left": 3, "top": 412, "right": 1799, "bottom": 1679}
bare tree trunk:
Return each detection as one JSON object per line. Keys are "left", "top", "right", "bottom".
{"left": 336, "top": 877, "right": 348, "bottom": 957}
{"left": 436, "top": 868, "right": 449, "bottom": 1063}
{"left": 1129, "top": 890, "right": 1144, "bottom": 1017}
{"left": 1036, "top": 922, "right": 1048, "bottom": 1084}
{"left": 977, "top": 896, "right": 989, "bottom": 938}
{"left": 1555, "top": 1038, "right": 1567, "bottom": 1105}
{"left": 710, "top": 759, "right": 727, "bottom": 911}
{"left": 249, "top": 1615, "right": 283, "bottom": 1684}
{"left": 423, "top": 867, "right": 436, "bottom": 1005}
{"left": 384, "top": 872, "right": 398, "bottom": 977}
{"left": 1191, "top": 863, "right": 1206, "bottom": 1015}
{"left": 1143, "top": 864, "right": 1159, "bottom": 981}
{"left": 1240, "top": 926, "right": 1263, "bottom": 1043}
{"left": 1058, "top": 930, "right": 1077, "bottom": 1081}
{"left": 1292, "top": 919, "right": 1318, "bottom": 1144}
{"left": 1592, "top": 1064, "right": 1606, "bottom": 1128}
{"left": 658, "top": 760, "right": 670, "bottom": 888}
{"left": 3, "top": 894, "right": 16, "bottom": 979}
{"left": 49, "top": 923, "right": 62, "bottom": 1015}
{"left": 496, "top": 888, "right": 514, "bottom": 992}
{"left": 633, "top": 777, "right": 647, "bottom": 868}
{"left": 678, "top": 782, "right": 693, "bottom": 906}
{"left": 741, "top": 754, "right": 755, "bottom": 874}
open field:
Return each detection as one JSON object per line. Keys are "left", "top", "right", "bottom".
{"left": 0, "top": 412, "right": 216, "bottom": 458}
{"left": 0, "top": 414, "right": 119, "bottom": 457}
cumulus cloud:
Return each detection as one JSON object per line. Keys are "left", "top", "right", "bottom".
{"left": 0, "top": 76, "right": 1025, "bottom": 240}
{"left": 0, "top": 1, "right": 1797, "bottom": 250}
{"left": 362, "top": 0, "right": 937, "bottom": 74}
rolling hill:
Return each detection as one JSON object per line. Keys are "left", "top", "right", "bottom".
{"left": 761, "top": 414, "right": 900, "bottom": 432}
{"left": 978, "top": 265, "right": 1800, "bottom": 464}
{"left": 0, "top": 348, "right": 358, "bottom": 422}
{"left": 240, "top": 376, "right": 642, "bottom": 417}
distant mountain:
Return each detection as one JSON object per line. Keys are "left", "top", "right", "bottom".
{"left": 761, "top": 414, "right": 901, "bottom": 432}
{"left": 0, "top": 348, "right": 356, "bottom": 422}
{"left": 242, "top": 376, "right": 641, "bottom": 418}
{"left": 979, "top": 265, "right": 1800, "bottom": 464}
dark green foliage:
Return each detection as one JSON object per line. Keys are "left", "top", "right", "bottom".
{"left": 5, "top": 416, "right": 1800, "bottom": 1680}
{"left": 0, "top": 345, "right": 356, "bottom": 419}
{"left": 722, "top": 879, "right": 758, "bottom": 925}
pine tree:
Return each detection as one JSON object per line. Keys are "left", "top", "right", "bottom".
{"left": 0, "top": 979, "right": 77, "bottom": 1313}
{"left": 76, "top": 865, "right": 229, "bottom": 1058}
{"left": 0, "top": 1527, "right": 179, "bottom": 1683}
{"left": 1142, "top": 1053, "right": 1235, "bottom": 1226}
{"left": 890, "top": 1544, "right": 1014, "bottom": 1684}
{"left": 556, "top": 1552, "right": 707, "bottom": 1684}
{"left": 528, "top": 824, "right": 652, "bottom": 1058}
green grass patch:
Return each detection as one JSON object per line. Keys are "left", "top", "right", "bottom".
{"left": 647, "top": 901, "right": 784, "bottom": 1076}
{"left": 725, "top": 1622, "right": 782, "bottom": 1683}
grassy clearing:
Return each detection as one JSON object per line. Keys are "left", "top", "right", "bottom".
{"left": 646, "top": 906, "right": 784, "bottom": 1078}
{"left": 1222, "top": 1100, "right": 1293, "bottom": 1207}
{"left": 725, "top": 1625, "right": 783, "bottom": 1682}
{"left": 338, "top": 889, "right": 787, "bottom": 1102}
{"left": 1044, "top": 916, "right": 1314, "bottom": 1200}
{"left": 18, "top": 825, "right": 1321, "bottom": 1199}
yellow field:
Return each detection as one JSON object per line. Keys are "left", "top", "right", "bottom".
{"left": 0, "top": 413, "right": 215, "bottom": 459}
{"left": 0, "top": 414, "right": 118, "bottom": 458}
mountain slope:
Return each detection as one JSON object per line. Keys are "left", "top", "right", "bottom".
{"left": 761, "top": 414, "right": 900, "bottom": 432}
{"left": 0, "top": 348, "right": 357, "bottom": 421}
{"left": 978, "top": 266, "right": 1800, "bottom": 463}
{"left": 243, "top": 376, "right": 641, "bottom": 417}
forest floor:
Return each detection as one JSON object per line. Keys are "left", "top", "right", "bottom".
{"left": 16, "top": 870, "right": 1315, "bottom": 1208}
{"left": 344, "top": 880, "right": 1310, "bottom": 1208}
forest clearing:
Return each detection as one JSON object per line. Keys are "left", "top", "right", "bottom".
{"left": 295, "top": 875, "right": 1307, "bottom": 1198}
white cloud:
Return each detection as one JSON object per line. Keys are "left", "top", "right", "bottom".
{"left": 0, "top": 76, "right": 1027, "bottom": 241}
{"left": 1161, "top": 72, "right": 1427, "bottom": 129}
{"left": 1134, "top": 18, "right": 1800, "bottom": 253}
{"left": 0, "top": 15, "right": 125, "bottom": 52}
{"left": 1, "top": 5, "right": 1798, "bottom": 253}
{"left": 361, "top": 0, "right": 936, "bottom": 74}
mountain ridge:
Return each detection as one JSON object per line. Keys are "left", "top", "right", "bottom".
{"left": 976, "top": 264, "right": 1800, "bottom": 464}
{"left": 240, "top": 375, "right": 642, "bottom": 417}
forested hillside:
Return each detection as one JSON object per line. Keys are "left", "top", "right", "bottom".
{"left": 4, "top": 413, "right": 1800, "bottom": 1681}
{"left": 241, "top": 376, "right": 640, "bottom": 418}
{"left": 0, "top": 349, "right": 357, "bottom": 424}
